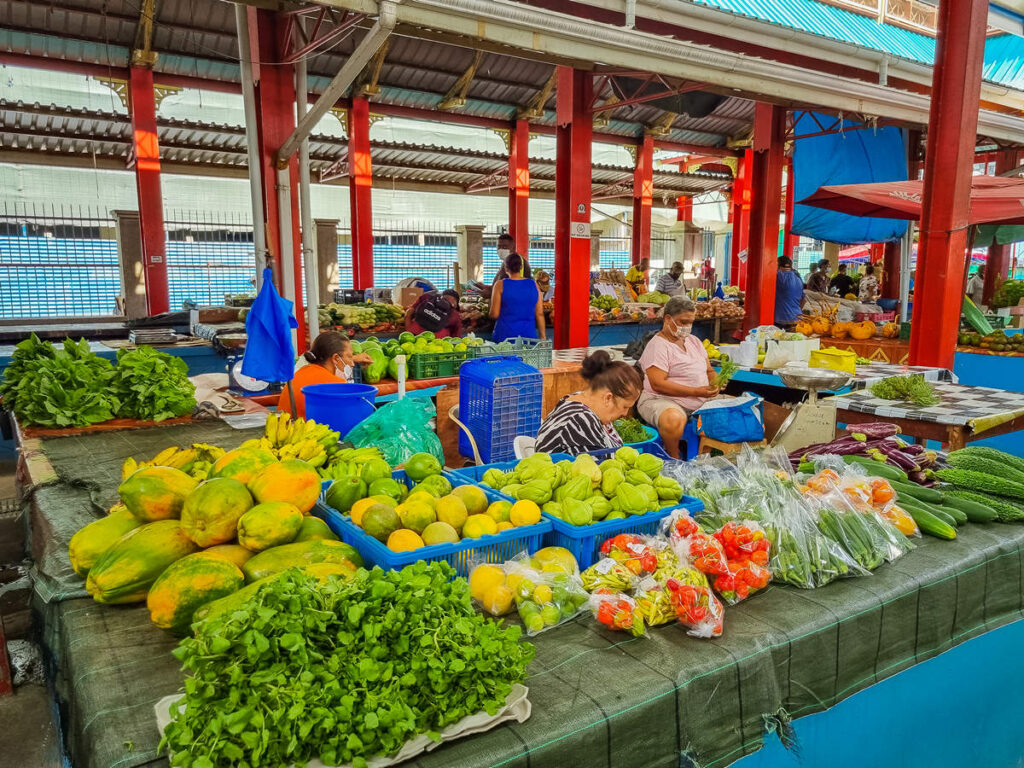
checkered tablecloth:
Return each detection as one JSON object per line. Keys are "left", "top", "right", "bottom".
{"left": 835, "top": 381, "right": 1024, "bottom": 430}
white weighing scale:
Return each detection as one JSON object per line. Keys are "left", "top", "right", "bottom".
{"left": 770, "top": 364, "right": 853, "bottom": 453}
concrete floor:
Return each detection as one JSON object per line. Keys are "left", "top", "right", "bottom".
{"left": 0, "top": 683, "right": 64, "bottom": 768}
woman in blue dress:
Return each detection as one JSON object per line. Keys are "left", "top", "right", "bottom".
{"left": 490, "top": 252, "right": 545, "bottom": 342}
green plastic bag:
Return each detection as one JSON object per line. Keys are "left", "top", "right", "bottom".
{"left": 343, "top": 396, "right": 444, "bottom": 467}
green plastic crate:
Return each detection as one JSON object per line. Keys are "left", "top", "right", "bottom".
{"left": 478, "top": 336, "right": 553, "bottom": 369}
{"left": 406, "top": 348, "right": 478, "bottom": 379}
{"left": 898, "top": 322, "right": 911, "bottom": 341}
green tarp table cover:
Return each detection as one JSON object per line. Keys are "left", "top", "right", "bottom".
{"left": 29, "top": 425, "right": 1024, "bottom": 768}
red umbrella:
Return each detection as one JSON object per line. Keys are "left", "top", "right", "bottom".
{"left": 799, "top": 175, "right": 1024, "bottom": 226}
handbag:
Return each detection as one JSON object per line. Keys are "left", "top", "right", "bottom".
{"left": 694, "top": 393, "right": 764, "bottom": 443}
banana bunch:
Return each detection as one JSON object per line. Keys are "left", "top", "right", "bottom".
{"left": 581, "top": 560, "right": 637, "bottom": 592}
{"left": 121, "top": 442, "right": 226, "bottom": 481}
{"left": 243, "top": 412, "right": 341, "bottom": 468}
{"left": 319, "top": 446, "right": 386, "bottom": 480}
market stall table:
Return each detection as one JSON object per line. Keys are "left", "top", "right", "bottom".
{"left": 833, "top": 381, "right": 1024, "bottom": 449}
{"left": 19, "top": 422, "right": 1024, "bottom": 768}
{"left": 722, "top": 360, "right": 956, "bottom": 394}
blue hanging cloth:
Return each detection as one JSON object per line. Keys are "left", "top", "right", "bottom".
{"left": 241, "top": 268, "right": 299, "bottom": 383}
{"left": 792, "top": 112, "right": 909, "bottom": 245}
{"left": 714, "top": 282, "right": 725, "bottom": 299}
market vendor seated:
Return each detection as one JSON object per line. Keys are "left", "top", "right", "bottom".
{"left": 637, "top": 296, "right": 718, "bottom": 459}
{"left": 277, "top": 332, "right": 372, "bottom": 418}
{"left": 404, "top": 289, "right": 462, "bottom": 338}
{"left": 535, "top": 350, "right": 642, "bottom": 455}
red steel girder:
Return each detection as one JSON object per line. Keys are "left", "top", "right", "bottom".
{"left": 281, "top": 9, "right": 364, "bottom": 65}
{"left": 348, "top": 97, "right": 375, "bottom": 291}
{"left": 730, "top": 149, "right": 751, "bottom": 288}
{"left": 554, "top": 67, "right": 593, "bottom": 350}
{"left": 783, "top": 157, "right": 797, "bottom": 261}
{"left": 128, "top": 66, "right": 169, "bottom": 316}
{"left": 467, "top": 166, "right": 509, "bottom": 193}
{"left": 882, "top": 240, "right": 901, "bottom": 298}
{"left": 909, "top": 0, "right": 988, "bottom": 368}
{"left": 745, "top": 105, "right": 785, "bottom": 329}
{"left": 508, "top": 120, "right": 530, "bottom": 256}
{"left": 632, "top": 134, "right": 654, "bottom": 265}
{"left": 590, "top": 72, "right": 707, "bottom": 114}
{"left": 676, "top": 195, "right": 693, "bottom": 222}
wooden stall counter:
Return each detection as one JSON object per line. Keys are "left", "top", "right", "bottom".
{"left": 819, "top": 337, "right": 911, "bottom": 364}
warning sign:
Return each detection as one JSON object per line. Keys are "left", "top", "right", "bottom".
{"left": 570, "top": 222, "right": 590, "bottom": 239}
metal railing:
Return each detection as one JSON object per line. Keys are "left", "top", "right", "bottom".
{"left": 164, "top": 210, "right": 258, "bottom": 306}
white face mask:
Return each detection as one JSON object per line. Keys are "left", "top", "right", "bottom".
{"left": 497, "top": 248, "right": 511, "bottom": 260}
{"left": 670, "top": 317, "right": 692, "bottom": 340}
{"left": 340, "top": 364, "right": 353, "bottom": 381}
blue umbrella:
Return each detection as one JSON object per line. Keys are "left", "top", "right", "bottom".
{"left": 242, "top": 268, "right": 299, "bottom": 386}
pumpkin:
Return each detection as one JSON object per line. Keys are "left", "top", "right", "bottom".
{"left": 830, "top": 322, "right": 849, "bottom": 339}
{"left": 795, "top": 321, "right": 814, "bottom": 336}
{"left": 811, "top": 317, "right": 832, "bottom": 335}
{"left": 881, "top": 322, "right": 900, "bottom": 338}
{"left": 848, "top": 321, "right": 876, "bottom": 340}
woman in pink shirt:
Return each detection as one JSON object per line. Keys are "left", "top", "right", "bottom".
{"left": 637, "top": 296, "right": 719, "bottom": 458}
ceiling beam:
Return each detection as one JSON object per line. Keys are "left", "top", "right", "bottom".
{"left": 438, "top": 49, "right": 484, "bottom": 110}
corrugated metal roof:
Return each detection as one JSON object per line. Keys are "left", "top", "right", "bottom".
{"left": 0, "top": 100, "right": 729, "bottom": 197}
{"left": 984, "top": 33, "right": 1024, "bottom": 92}
{"left": 688, "top": 0, "right": 936, "bottom": 65}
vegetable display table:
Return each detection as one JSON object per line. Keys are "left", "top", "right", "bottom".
{"left": 833, "top": 381, "right": 1024, "bottom": 449}
{"left": 722, "top": 360, "right": 954, "bottom": 394}
{"left": 21, "top": 422, "right": 1024, "bottom": 768}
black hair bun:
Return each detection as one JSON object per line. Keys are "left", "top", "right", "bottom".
{"left": 580, "top": 350, "right": 612, "bottom": 379}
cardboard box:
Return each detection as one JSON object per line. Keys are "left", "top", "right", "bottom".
{"left": 398, "top": 287, "right": 423, "bottom": 308}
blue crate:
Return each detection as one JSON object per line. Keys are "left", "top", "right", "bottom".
{"left": 458, "top": 355, "right": 543, "bottom": 463}
{"left": 314, "top": 469, "right": 552, "bottom": 578}
{"left": 450, "top": 449, "right": 702, "bottom": 568}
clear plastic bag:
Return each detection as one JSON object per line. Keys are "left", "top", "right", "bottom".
{"left": 598, "top": 533, "right": 667, "bottom": 578}
{"left": 589, "top": 589, "right": 647, "bottom": 637}
{"left": 665, "top": 576, "right": 725, "bottom": 638}
{"left": 581, "top": 556, "right": 639, "bottom": 593}
{"left": 344, "top": 397, "right": 444, "bottom": 467}
{"left": 504, "top": 556, "right": 589, "bottom": 636}
{"left": 468, "top": 562, "right": 516, "bottom": 618}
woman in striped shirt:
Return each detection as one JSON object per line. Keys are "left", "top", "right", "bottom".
{"left": 535, "top": 351, "right": 643, "bottom": 455}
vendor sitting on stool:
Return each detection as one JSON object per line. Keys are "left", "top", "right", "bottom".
{"left": 637, "top": 296, "right": 719, "bottom": 459}
{"left": 535, "top": 350, "right": 642, "bottom": 455}
{"left": 277, "top": 332, "right": 372, "bottom": 418}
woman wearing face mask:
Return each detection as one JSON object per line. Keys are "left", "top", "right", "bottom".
{"left": 491, "top": 233, "right": 531, "bottom": 283}
{"left": 637, "top": 296, "right": 719, "bottom": 459}
{"left": 535, "top": 350, "right": 642, "bottom": 454}
{"left": 276, "top": 331, "right": 372, "bottom": 418}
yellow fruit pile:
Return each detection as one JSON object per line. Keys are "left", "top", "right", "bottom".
{"left": 238, "top": 412, "right": 340, "bottom": 468}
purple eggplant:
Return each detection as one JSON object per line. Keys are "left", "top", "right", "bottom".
{"left": 907, "top": 470, "right": 928, "bottom": 485}
{"left": 849, "top": 423, "right": 900, "bottom": 439}
{"left": 902, "top": 443, "right": 926, "bottom": 456}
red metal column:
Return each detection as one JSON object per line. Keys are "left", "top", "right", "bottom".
{"left": 631, "top": 134, "right": 654, "bottom": 266}
{"left": 554, "top": 66, "right": 592, "bottom": 350}
{"left": 250, "top": 8, "right": 306, "bottom": 346}
{"left": 508, "top": 119, "right": 530, "bottom": 257}
{"left": 882, "top": 241, "right": 901, "bottom": 297}
{"left": 128, "top": 67, "right": 169, "bottom": 315}
{"left": 745, "top": 104, "right": 786, "bottom": 329}
{"left": 984, "top": 150, "right": 1020, "bottom": 304}
{"left": 348, "top": 97, "right": 374, "bottom": 290}
{"left": 909, "top": 0, "right": 988, "bottom": 368}
{"left": 783, "top": 157, "right": 797, "bottom": 261}
{"left": 676, "top": 195, "right": 693, "bottom": 223}
{"left": 729, "top": 152, "right": 750, "bottom": 288}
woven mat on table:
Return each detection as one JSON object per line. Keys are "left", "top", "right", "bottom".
{"left": 37, "top": 518, "right": 1024, "bottom": 768}
{"left": 835, "top": 381, "right": 1024, "bottom": 431}
{"left": 28, "top": 422, "right": 262, "bottom": 605}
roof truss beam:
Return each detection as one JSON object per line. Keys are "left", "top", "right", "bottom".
{"left": 438, "top": 49, "right": 484, "bottom": 110}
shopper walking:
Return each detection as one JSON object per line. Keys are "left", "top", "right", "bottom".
{"left": 490, "top": 252, "right": 545, "bottom": 341}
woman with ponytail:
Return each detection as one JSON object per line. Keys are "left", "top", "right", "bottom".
{"left": 276, "top": 332, "right": 371, "bottom": 418}
{"left": 534, "top": 350, "right": 642, "bottom": 454}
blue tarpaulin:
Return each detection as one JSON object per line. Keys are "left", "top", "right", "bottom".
{"left": 242, "top": 268, "right": 299, "bottom": 383}
{"left": 792, "top": 112, "right": 909, "bottom": 245}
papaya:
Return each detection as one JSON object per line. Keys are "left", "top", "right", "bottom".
{"left": 293, "top": 515, "right": 338, "bottom": 542}
{"left": 247, "top": 459, "right": 322, "bottom": 514}
{"left": 180, "top": 477, "right": 254, "bottom": 547}
{"left": 237, "top": 501, "right": 304, "bottom": 551}
{"left": 196, "top": 544, "right": 256, "bottom": 569}
{"left": 146, "top": 552, "right": 245, "bottom": 633}
{"left": 85, "top": 520, "right": 199, "bottom": 604}
{"left": 211, "top": 447, "right": 278, "bottom": 484}
{"left": 117, "top": 466, "right": 199, "bottom": 522}
{"left": 68, "top": 508, "right": 142, "bottom": 577}
{"left": 242, "top": 539, "right": 363, "bottom": 582}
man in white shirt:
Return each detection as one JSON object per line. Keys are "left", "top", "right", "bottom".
{"left": 965, "top": 265, "right": 986, "bottom": 306}
{"left": 655, "top": 262, "right": 685, "bottom": 296}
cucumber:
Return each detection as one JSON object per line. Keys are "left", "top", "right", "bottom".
{"left": 890, "top": 480, "right": 945, "bottom": 505}
{"left": 939, "top": 494, "right": 997, "bottom": 524}
{"left": 899, "top": 496, "right": 961, "bottom": 527}
{"left": 904, "top": 504, "right": 957, "bottom": 540}
{"left": 842, "top": 455, "right": 909, "bottom": 482}
{"left": 932, "top": 503, "right": 968, "bottom": 526}
{"left": 798, "top": 461, "right": 817, "bottom": 474}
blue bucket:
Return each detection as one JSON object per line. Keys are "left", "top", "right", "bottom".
{"left": 301, "top": 383, "right": 376, "bottom": 437}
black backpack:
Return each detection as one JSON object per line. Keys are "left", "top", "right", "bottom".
{"left": 413, "top": 292, "right": 453, "bottom": 332}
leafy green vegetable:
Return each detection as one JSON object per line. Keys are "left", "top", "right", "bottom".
{"left": 613, "top": 417, "right": 649, "bottom": 444}
{"left": 869, "top": 374, "right": 940, "bottom": 407}
{"left": 112, "top": 347, "right": 195, "bottom": 422}
{"left": 713, "top": 359, "right": 739, "bottom": 389}
{"left": 161, "top": 563, "right": 534, "bottom": 768}
{"left": 992, "top": 279, "right": 1024, "bottom": 309}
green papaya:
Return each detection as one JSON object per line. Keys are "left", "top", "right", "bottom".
{"left": 242, "top": 539, "right": 363, "bottom": 583}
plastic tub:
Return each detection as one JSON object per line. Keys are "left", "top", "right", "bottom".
{"left": 302, "top": 382, "right": 376, "bottom": 438}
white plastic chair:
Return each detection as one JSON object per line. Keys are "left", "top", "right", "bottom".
{"left": 513, "top": 436, "right": 536, "bottom": 459}
{"left": 447, "top": 405, "right": 483, "bottom": 466}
